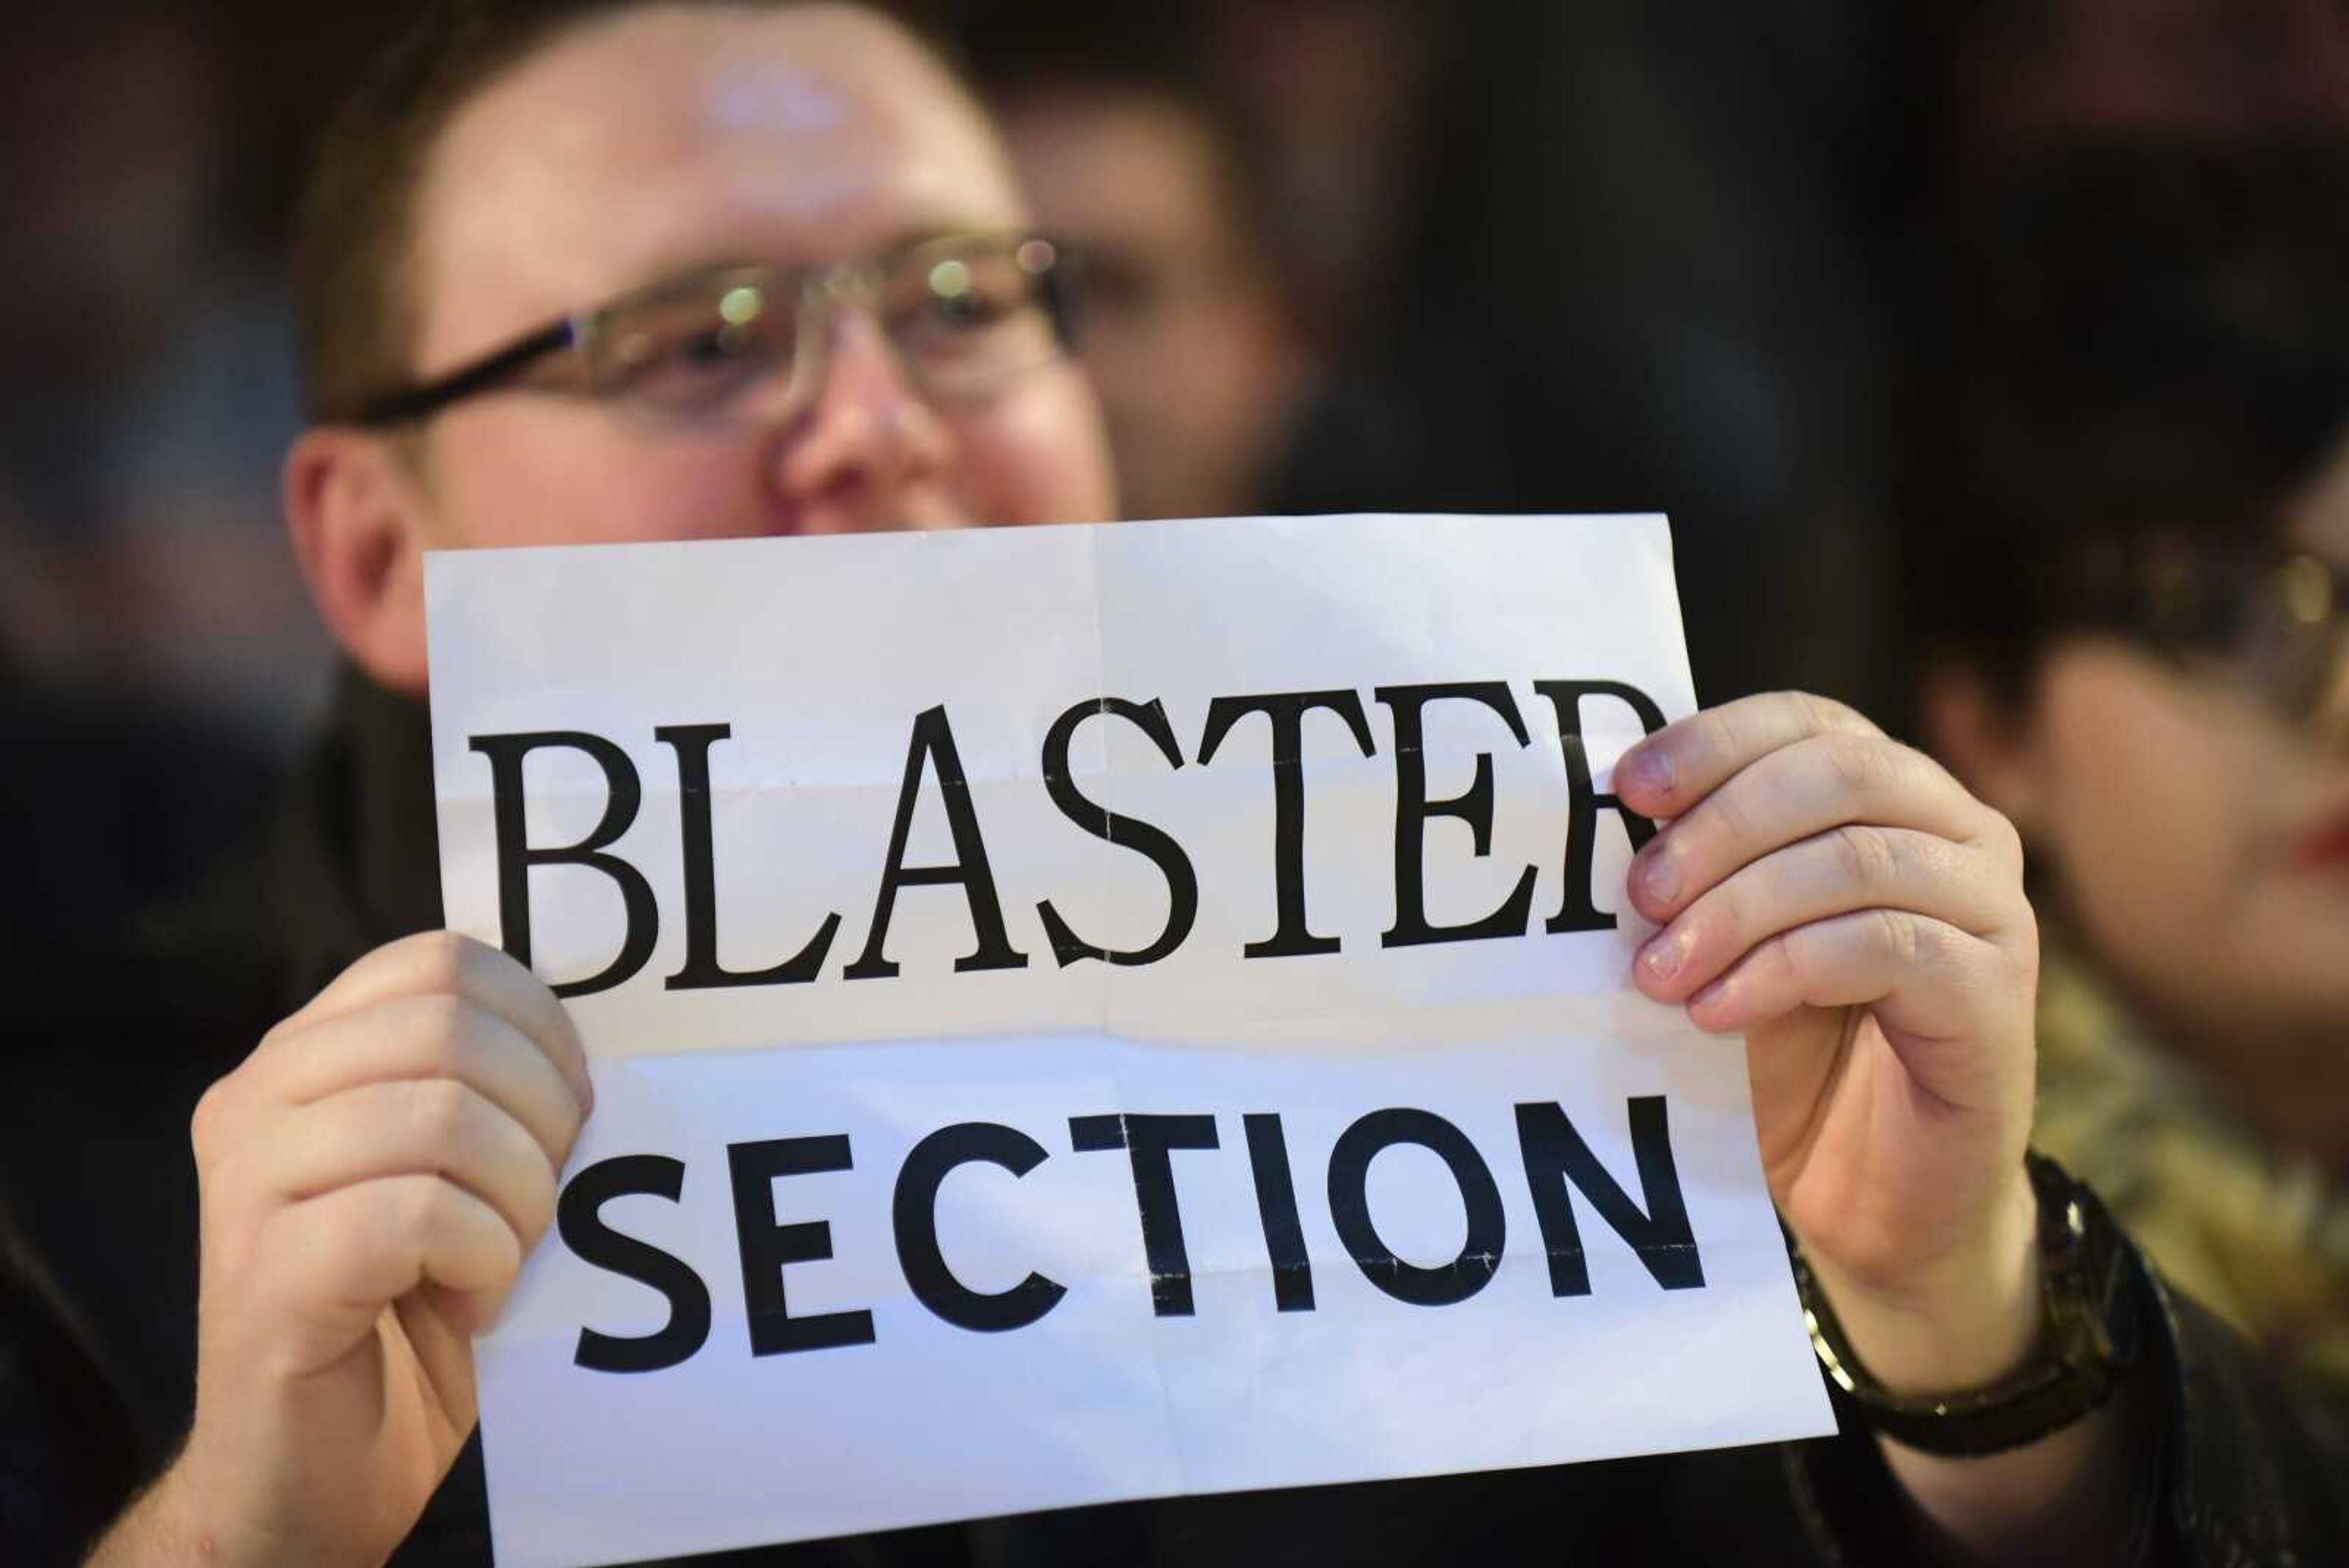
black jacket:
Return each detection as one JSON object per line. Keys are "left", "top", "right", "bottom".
{"left": 5, "top": 671, "right": 2345, "bottom": 1566}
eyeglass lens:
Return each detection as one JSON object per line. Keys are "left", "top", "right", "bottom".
{"left": 2166, "top": 552, "right": 2349, "bottom": 728}
{"left": 585, "top": 236, "right": 1072, "bottom": 421}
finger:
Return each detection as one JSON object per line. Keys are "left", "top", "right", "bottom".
{"left": 1633, "top": 826, "right": 2016, "bottom": 1002}
{"left": 395, "top": 1288, "right": 480, "bottom": 1410}
{"left": 239, "top": 1080, "right": 559, "bottom": 1247}
{"left": 1684, "top": 908, "right": 2014, "bottom": 1054}
{"left": 1625, "top": 730, "right": 1999, "bottom": 924}
{"left": 242, "top": 994, "right": 584, "bottom": 1169}
{"left": 255, "top": 1176, "right": 521, "bottom": 1375}
{"left": 265, "top": 931, "right": 592, "bottom": 1117}
{"left": 1615, "top": 691, "right": 1880, "bottom": 821}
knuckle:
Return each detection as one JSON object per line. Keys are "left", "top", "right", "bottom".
{"left": 1698, "top": 882, "right": 1746, "bottom": 951}
{"left": 1793, "top": 690, "right": 1856, "bottom": 735}
{"left": 1981, "top": 804, "right": 2027, "bottom": 864}
{"left": 1695, "top": 784, "right": 1752, "bottom": 854}
{"left": 481, "top": 1227, "right": 525, "bottom": 1294}
{"left": 408, "top": 989, "right": 480, "bottom": 1060}
{"left": 426, "top": 1026, "right": 479, "bottom": 1085}
{"left": 1895, "top": 739, "right": 1955, "bottom": 789}
{"left": 409, "top": 929, "right": 477, "bottom": 995}
{"left": 516, "top": 1164, "right": 560, "bottom": 1244}
{"left": 1767, "top": 928, "right": 1810, "bottom": 990}
{"left": 1869, "top": 907, "right": 1921, "bottom": 968}
{"left": 242, "top": 1016, "right": 299, "bottom": 1076}
{"left": 396, "top": 1173, "right": 456, "bottom": 1243}
{"left": 1819, "top": 730, "right": 1898, "bottom": 797}
{"left": 1827, "top": 823, "right": 1899, "bottom": 888}
{"left": 190, "top": 1077, "right": 237, "bottom": 1158}
{"left": 406, "top": 1077, "right": 481, "bottom": 1148}
{"left": 1904, "top": 743, "right": 1976, "bottom": 812}
{"left": 1693, "top": 707, "right": 1740, "bottom": 770}
{"left": 384, "top": 1198, "right": 434, "bottom": 1273}
{"left": 410, "top": 998, "right": 484, "bottom": 1079}
{"left": 552, "top": 1087, "right": 587, "bottom": 1149}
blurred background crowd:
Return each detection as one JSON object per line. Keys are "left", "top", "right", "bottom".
{"left": 2, "top": 0, "right": 2345, "bottom": 1368}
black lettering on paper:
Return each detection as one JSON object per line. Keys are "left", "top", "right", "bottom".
{"left": 1036, "top": 698, "right": 1200, "bottom": 966}
{"left": 1195, "top": 691, "right": 1376, "bottom": 958}
{"left": 469, "top": 730, "right": 657, "bottom": 997}
{"left": 893, "top": 1123, "right": 1067, "bottom": 1332}
{"left": 845, "top": 705, "right": 1029, "bottom": 979}
{"left": 1514, "top": 1097, "right": 1705, "bottom": 1294}
{"left": 1242, "top": 1113, "right": 1316, "bottom": 1312}
{"left": 1069, "top": 1113, "right": 1219, "bottom": 1316}
{"left": 1375, "top": 682, "right": 1539, "bottom": 948}
{"left": 658, "top": 723, "right": 843, "bottom": 990}
{"left": 727, "top": 1135, "right": 877, "bottom": 1355}
{"left": 1532, "top": 680, "right": 1667, "bottom": 934}
{"left": 557, "top": 1154, "right": 713, "bottom": 1373}
{"left": 1327, "top": 1108, "right": 1505, "bottom": 1306}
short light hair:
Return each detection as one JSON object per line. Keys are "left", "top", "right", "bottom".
{"left": 291, "top": 0, "right": 960, "bottom": 424}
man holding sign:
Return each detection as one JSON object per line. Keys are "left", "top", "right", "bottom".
{"left": 17, "top": 2, "right": 2335, "bottom": 1566}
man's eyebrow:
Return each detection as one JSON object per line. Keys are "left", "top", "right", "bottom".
{"left": 610, "top": 223, "right": 1018, "bottom": 295}
{"left": 871, "top": 221, "right": 1011, "bottom": 255}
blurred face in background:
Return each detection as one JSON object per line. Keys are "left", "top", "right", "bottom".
{"left": 1959, "top": 0, "right": 2349, "bottom": 152}
{"left": 998, "top": 83, "right": 1305, "bottom": 521}
{"left": 289, "top": 2, "right": 1116, "bottom": 690}
{"left": 1948, "top": 477, "right": 2349, "bottom": 1162}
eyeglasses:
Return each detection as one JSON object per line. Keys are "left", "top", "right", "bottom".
{"left": 2069, "top": 533, "right": 2348, "bottom": 729}
{"left": 343, "top": 230, "right": 1083, "bottom": 427}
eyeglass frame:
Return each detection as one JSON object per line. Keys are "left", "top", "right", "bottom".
{"left": 2059, "top": 529, "right": 2347, "bottom": 729}
{"left": 336, "top": 228, "right": 1086, "bottom": 428}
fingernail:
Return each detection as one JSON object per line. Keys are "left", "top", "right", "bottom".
{"left": 1639, "top": 845, "right": 1681, "bottom": 905}
{"left": 1690, "top": 976, "right": 1727, "bottom": 1010}
{"left": 1625, "top": 746, "right": 1675, "bottom": 800}
{"left": 1640, "top": 928, "right": 1687, "bottom": 981}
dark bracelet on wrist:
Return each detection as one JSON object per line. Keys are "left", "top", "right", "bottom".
{"left": 1791, "top": 1151, "right": 2143, "bottom": 1457}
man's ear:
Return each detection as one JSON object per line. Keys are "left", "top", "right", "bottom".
{"left": 284, "top": 428, "right": 434, "bottom": 694}
{"left": 1917, "top": 658, "right": 2044, "bottom": 833}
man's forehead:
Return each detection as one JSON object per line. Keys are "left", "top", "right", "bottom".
{"left": 415, "top": 4, "right": 1023, "bottom": 354}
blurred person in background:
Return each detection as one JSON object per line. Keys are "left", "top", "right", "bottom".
{"left": 974, "top": 15, "right": 1315, "bottom": 521}
{"left": 972, "top": 0, "right": 1912, "bottom": 715}
{"left": 0, "top": 2, "right": 318, "bottom": 965}
{"left": 0, "top": 2, "right": 321, "bottom": 742}
{"left": 1909, "top": 143, "right": 2349, "bottom": 1379}
{"left": 1941, "top": 0, "right": 2349, "bottom": 151}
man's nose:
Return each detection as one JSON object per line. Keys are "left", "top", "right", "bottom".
{"left": 763, "top": 307, "right": 959, "bottom": 533}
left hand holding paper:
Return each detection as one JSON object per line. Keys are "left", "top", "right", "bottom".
{"left": 91, "top": 934, "right": 591, "bottom": 1568}
{"left": 1617, "top": 691, "right": 2043, "bottom": 1390}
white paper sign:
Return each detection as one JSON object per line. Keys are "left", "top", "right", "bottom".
{"left": 426, "top": 514, "right": 1835, "bottom": 1568}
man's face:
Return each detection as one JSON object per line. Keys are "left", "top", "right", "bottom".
{"left": 399, "top": 4, "right": 1115, "bottom": 548}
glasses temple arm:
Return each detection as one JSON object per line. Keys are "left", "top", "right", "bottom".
{"left": 346, "top": 319, "right": 580, "bottom": 426}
